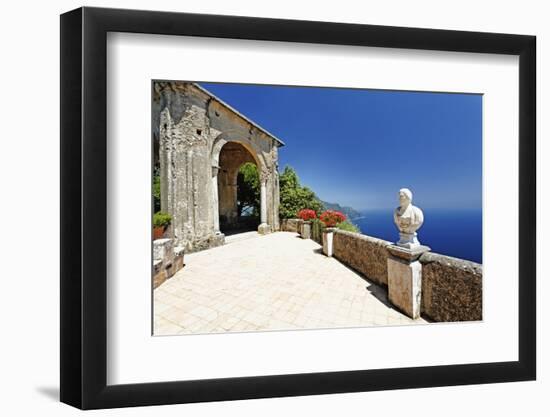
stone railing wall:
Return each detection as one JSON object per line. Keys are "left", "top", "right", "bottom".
{"left": 280, "top": 218, "right": 301, "bottom": 233}
{"left": 418, "top": 252, "right": 482, "bottom": 322}
{"left": 283, "top": 224, "right": 482, "bottom": 322}
{"left": 332, "top": 229, "right": 391, "bottom": 287}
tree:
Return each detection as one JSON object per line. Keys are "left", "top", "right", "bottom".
{"left": 237, "top": 162, "right": 260, "bottom": 217}
{"left": 279, "top": 166, "right": 324, "bottom": 219}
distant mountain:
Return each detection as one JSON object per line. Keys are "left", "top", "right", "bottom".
{"left": 320, "top": 200, "right": 362, "bottom": 220}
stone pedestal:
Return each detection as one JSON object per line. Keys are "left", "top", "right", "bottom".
{"left": 397, "top": 232, "right": 420, "bottom": 249}
{"left": 322, "top": 228, "right": 335, "bottom": 257}
{"left": 300, "top": 221, "right": 311, "bottom": 239}
{"left": 387, "top": 244, "right": 430, "bottom": 319}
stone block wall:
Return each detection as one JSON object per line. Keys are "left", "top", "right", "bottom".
{"left": 332, "top": 230, "right": 391, "bottom": 286}
{"left": 153, "top": 238, "right": 185, "bottom": 289}
{"left": 280, "top": 218, "right": 300, "bottom": 233}
{"left": 419, "top": 252, "right": 482, "bottom": 322}
{"left": 323, "top": 229, "right": 482, "bottom": 322}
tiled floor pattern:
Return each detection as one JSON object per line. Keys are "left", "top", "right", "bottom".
{"left": 154, "top": 232, "right": 426, "bottom": 335}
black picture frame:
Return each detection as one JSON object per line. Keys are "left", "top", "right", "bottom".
{"left": 60, "top": 6, "right": 536, "bottom": 410}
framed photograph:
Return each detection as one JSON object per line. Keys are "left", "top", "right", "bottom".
{"left": 60, "top": 6, "right": 536, "bottom": 409}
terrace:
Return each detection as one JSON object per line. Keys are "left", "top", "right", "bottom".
{"left": 154, "top": 231, "right": 427, "bottom": 335}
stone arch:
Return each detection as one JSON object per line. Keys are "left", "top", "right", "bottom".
{"left": 211, "top": 131, "right": 268, "bottom": 175}
{"left": 216, "top": 141, "right": 260, "bottom": 233}
{"left": 210, "top": 132, "right": 273, "bottom": 236}
{"left": 155, "top": 81, "right": 282, "bottom": 252}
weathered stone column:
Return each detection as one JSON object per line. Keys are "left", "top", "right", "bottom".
{"left": 387, "top": 188, "right": 430, "bottom": 319}
{"left": 258, "top": 178, "right": 270, "bottom": 234}
{"left": 260, "top": 180, "right": 267, "bottom": 224}
{"left": 211, "top": 165, "right": 221, "bottom": 234}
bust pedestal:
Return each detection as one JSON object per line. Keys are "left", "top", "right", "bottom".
{"left": 387, "top": 244, "right": 430, "bottom": 319}
{"left": 397, "top": 232, "right": 420, "bottom": 248}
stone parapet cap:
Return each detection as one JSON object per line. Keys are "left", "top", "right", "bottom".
{"left": 332, "top": 228, "right": 392, "bottom": 246}
{"left": 419, "top": 251, "right": 483, "bottom": 272}
{"left": 387, "top": 244, "right": 431, "bottom": 262}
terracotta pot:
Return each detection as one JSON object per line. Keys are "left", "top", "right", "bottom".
{"left": 153, "top": 226, "right": 165, "bottom": 240}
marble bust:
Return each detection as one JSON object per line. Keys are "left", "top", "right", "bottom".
{"left": 393, "top": 188, "right": 424, "bottom": 248}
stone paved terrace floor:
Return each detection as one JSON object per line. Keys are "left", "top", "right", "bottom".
{"left": 154, "top": 232, "right": 427, "bottom": 335}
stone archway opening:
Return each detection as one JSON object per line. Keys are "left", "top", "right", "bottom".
{"left": 217, "top": 142, "right": 261, "bottom": 235}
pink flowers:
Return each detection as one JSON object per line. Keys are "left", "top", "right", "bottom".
{"left": 297, "top": 209, "right": 317, "bottom": 221}
{"left": 319, "top": 210, "right": 346, "bottom": 227}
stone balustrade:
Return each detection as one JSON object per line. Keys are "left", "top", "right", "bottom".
{"left": 280, "top": 218, "right": 300, "bottom": 233}
{"left": 332, "top": 230, "right": 391, "bottom": 287}
{"left": 419, "top": 252, "right": 482, "bottom": 322}
{"left": 280, "top": 220, "right": 482, "bottom": 322}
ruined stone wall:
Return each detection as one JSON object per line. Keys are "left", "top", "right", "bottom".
{"left": 419, "top": 252, "right": 482, "bottom": 322}
{"left": 156, "top": 84, "right": 215, "bottom": 252}
{"left": 332, "top": 230, "right": 391, "bottom": 286}
{"left": 154, "top": 81, "right": 281, "bottom": 251}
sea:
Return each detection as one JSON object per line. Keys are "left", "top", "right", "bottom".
{"left": 353, "top": 209, "right": 482, "bottom": 264}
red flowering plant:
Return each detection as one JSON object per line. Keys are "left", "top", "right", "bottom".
{"left": 297, "top": 209, "right": 317, "bottom": 221}
{"left": 319, "top": 210, "right": 346, "bottom": 227}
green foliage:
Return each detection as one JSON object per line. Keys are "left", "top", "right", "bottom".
{"left": 279, "top": 166, "right": 324, "bottom": 219}
{"left": 336, "top": 220, "right": 360, "bottom": 233}
{"left": 153, "top": 167, "right": 161, "bottom": 212}
{"left": 153, "top": 211, "right": 172, "bottom": 228}
{"left": 237, "top": 162, "right": 260, "bottom": 217}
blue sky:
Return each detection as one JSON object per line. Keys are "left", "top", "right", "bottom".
{"left": 200, "top": 82, "right": 482, "bottom": 211}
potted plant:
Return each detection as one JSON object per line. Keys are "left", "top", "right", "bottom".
{"left": 297, "top": 209, "right": 317, "bottom": 239}
{"left": 153, "top": 211, "right": 172, "bottom": 240}
{"left": 319, "top": 210, "right": 346, "bottom": 256}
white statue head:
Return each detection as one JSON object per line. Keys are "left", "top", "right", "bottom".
{"left": 398, "top": 188, "right": 413, "bottom": 208}
{"left": 394, "top": 188, "right": 424, "bottom": 248}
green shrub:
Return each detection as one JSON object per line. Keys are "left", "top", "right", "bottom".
{"left": 279, "top": 166, "right": 324, "bottom": 219}
{"left": 153, "top": 211, "right": 172, "bottom": 228}
{"left": 336, "top": 220, "right": 360, "bottom": 233}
